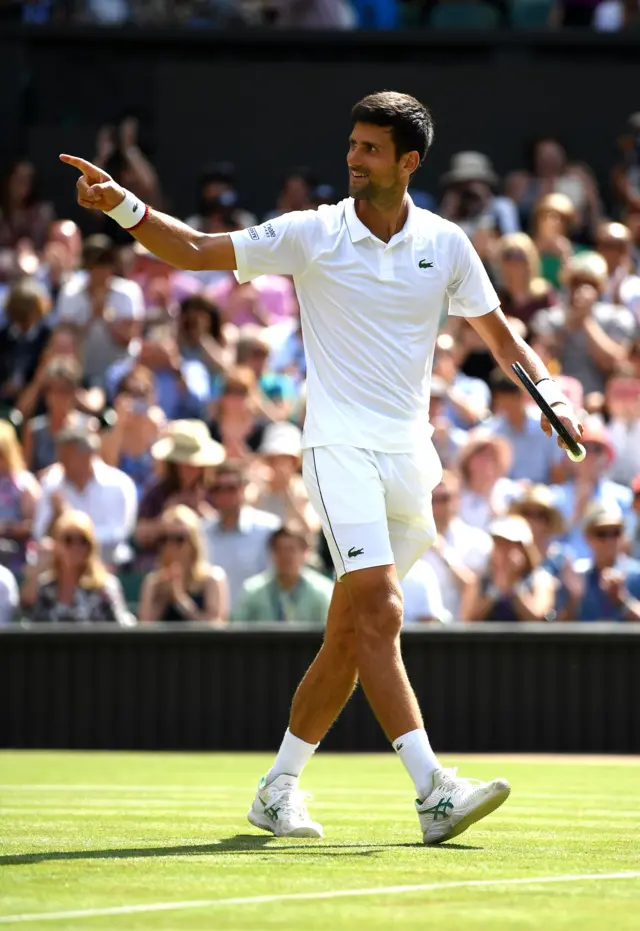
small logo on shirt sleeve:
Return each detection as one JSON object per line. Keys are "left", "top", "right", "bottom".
{"left": 248, "top": 227, "right": 259, "bottom": 241}
{"left": 264, "top": 223, "right": 276, "bottom": 239}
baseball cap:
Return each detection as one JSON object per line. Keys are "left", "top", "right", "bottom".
{"left": 57, "top": 423, "right": 101, "bottom": 452}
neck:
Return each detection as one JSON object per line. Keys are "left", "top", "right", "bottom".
{"left": 65, "top": 462, "right": 94, "bottom": 490}
{"left": 220, "top": 507, "right": 241, "bottom": 530}
{"left": 355, "top": 192, "right": 409, "bottom": 243}
{"left": 595, "top": 554, "right": 616, "bottom": 571}
{"left": 434, "top": 517, "right": 450, "bottom": 535}
{"left": 277, "top": 571, "right": 300, "bottom": 592}
{"left": 505, "top": 407, "right": 526, "bottom": 429}
{"left": 58, "top": 565, "right": 80, "bottom": 586}
{"left": 50, "top": 410, "right": 70, "bottom": 430}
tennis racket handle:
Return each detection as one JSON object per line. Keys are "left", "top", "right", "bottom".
{"left": 566, "top": 443, "right": 586, "bottom": 463}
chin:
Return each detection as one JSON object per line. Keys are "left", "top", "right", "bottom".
{"left": 349, "top": 185, "right": 372, "bottom": 200}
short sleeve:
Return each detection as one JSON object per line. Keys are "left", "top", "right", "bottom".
{"left": 446, "top": 226, "right": 500, "bottom": 319}
{"left": 230, "top": 211, "right": 318, "bottom": 283}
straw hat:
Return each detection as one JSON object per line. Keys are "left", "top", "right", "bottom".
{"left": 259, "top": 422, "right": 303, "bottom": 459}
{"left": 561, "top": 251, "right": 608, "bottom": 294}
{"left": 489, "top": 515, "right": 541, "bottom": 570}
{"left": 509, "top": 485, "right": 565, "bottom": 537}
{"left": 583, "top": 502, "right": 624, "bottom": 532}
{"left": 440, "top": 152, "right": 498, "bottom": 188}
{"left": 457, "top": 429, "right": 513, "bottom": 480}
{"left": 151, "top": 420, "right": 225, "bottom": 467}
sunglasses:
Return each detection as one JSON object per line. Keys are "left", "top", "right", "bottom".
{"left": 591, "top": 527, "right": 622, "bottom": 540}
{"left": 158, "top": 532, "right": 189, "bottom": 546}
{"left": 502, "top": 249, "right": 528, "bottom": 262}
{"left": 210, "top": 484, "right": 241, "bottom": 494}
{"left": 60, "top": 533, "right": 90, "bottom": 547}
{"left": 432, "top": 493, "right": 452, "bottom": 503}
{"left": 224, "top": 387, "right": 249, "bottom": 397}
{"left": 583, "top": 442, "right": 607, "bottom": 455}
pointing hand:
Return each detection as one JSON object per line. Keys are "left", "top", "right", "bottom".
{"left": 59, "top": 154, "right": 125, "bottom": 213}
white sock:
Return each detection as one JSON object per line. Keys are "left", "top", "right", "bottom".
{"left": 266, "top": 728, "right": 319, "bottom": 783}
{"left": 392, "top": 728, "right": 441, "bottom": 801}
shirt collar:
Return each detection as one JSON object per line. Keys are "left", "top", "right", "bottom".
{"left": 344, "top": 194, "right": 417, "bottom": 244}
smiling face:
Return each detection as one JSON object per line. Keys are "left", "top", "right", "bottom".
{"left": 347, "top": 122, "right": 418, "bottom": 204}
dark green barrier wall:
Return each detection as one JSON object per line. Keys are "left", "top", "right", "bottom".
{"left": 1, "top": 625, "right": 638, "bottom": 753}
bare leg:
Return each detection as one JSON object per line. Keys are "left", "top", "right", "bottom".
{"left": 288, "top": 580, "right": 358, "bottom": 744}
{"left": 345, "top": 564, "right": 423, "bottom": 742}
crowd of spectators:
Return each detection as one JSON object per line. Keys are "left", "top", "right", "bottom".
{"left": 1, "top": 0, "right": 639, "bottom": 29}
{"left": 1, "top": 112, "right": 640, "bottom": 627}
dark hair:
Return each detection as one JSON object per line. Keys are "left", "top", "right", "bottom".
{"left": 351, "top": 91, "right": 434, "bottom": 165}
{"left": 82, "top": 234, "right": 116, "bottom": 269}
{"left": 179, "top": 294, "right": 223, "bottom": 343}
{"left": 281, "top": 166, "right": 317, "bottom": 190}
{"left": 200, "top": 162, "right": 236, "bottom": 189}
{"left": 489, "top": 368, "right": 521, "bottom": 395}
{"left": 524, "top": 135, "right": 569, "bottom": 174}
{"left": 268, "top": 525, "right": 309, "bottom": 550}
{"left": 215, "top": 461, "right": 247, "bottom": 484}
{"left": 0, "top": 159, "right": 39, "bottom": 213}
{"left": 5, "top": 278, "right": 50, "bottom": 324}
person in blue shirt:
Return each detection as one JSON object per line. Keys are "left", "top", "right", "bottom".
{"left": 557, "top": 503, "right": 640, "bottom": 622}
{"left": 551, "top": 419, "right": 633, "bottom": 561}
{"left": 485, "top": 369, "right": 565, "bottom": 483}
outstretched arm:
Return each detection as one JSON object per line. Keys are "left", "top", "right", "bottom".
{"left": 59, "top": 155, "right": 236, "bottom": 272}
{"left": 468, "top": 307, "right": 583, "bottom": 450}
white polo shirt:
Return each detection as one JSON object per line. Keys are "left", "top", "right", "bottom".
{"left": 230, "top": 197, "right": 498, "bottom": 454}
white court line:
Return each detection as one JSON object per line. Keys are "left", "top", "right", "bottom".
{"left": 0, "top": 872, "right": 638, "bottom": 925}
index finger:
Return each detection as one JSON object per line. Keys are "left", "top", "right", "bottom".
{"left": 59, "top": 154, "right": 107, "bottom": 181}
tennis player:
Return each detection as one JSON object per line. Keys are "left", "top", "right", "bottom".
{"left": 61, "top": 91, "right": 583, "bottom": 845}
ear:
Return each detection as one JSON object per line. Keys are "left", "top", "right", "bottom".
{"left": 403, "top": 151, "right": 421, "bottom": 176}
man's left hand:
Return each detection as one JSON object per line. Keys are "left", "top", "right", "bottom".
{"left": 540, "top": 401, "right": 584, "bottom": 450}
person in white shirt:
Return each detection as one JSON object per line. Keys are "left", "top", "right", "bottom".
{"left": 33, "top": 423, "right": 137, "bottom": 567}
{"left": 0, "top": 564, "right": 18, "bottom": 624}
{"left": 55, "top": 234, "right": 145, "bottom": 386}
{"left": 61, "top": 90, "right": 583, "bottom": 846}
{"left": 400, "top": 559, "right": 447, "bottom": 623}
{"left": 421, "top": 470, "right": 492, "bottom": 621}
{"left": 597, "top": 221, "right": 640, "bottom": 323}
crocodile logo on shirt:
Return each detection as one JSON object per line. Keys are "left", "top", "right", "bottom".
{"left": 348, "top": 547, "right": 364, "bottom": 558}
{"left": 419, "top": 259, "right": 434, "bottom": 269}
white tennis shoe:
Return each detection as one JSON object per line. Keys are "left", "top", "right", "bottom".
{"left": 417, "top": 767, "right": 510, "bottom": 845}
{"left": 247, "top": 774, "right": 324, "bottom": 838}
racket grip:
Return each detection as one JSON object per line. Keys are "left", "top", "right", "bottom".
{"left": 566, "top": 443, "right": 587, "bottom": 463}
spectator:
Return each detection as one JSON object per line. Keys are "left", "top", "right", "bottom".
{"left": 594, "top": 0, "right": 640, "bottom": 32}
{"left": 202, "top": 461, "right": 281, "bottom": 608}
{"left": 0, "top": 160, "right": 54, "bottom": 251}
{"left": 94, "top": 118, "right": 161, "bottom": 209}
{"left": 624, "top": 203, "right": 640, "bottom": 273}
{"left": 529, "top": 192, "right": 578, "bottom": 289}
{"left": 22, "top": 357, "right": 92, "bottom": 474}
{"left": 208, "top": 366, "right": 269, "bottom": 460}
{"left": 21, "top": 509, "right": 131, "bottom": 624}
{"left": 531, "top": 252, "right": 636, "bottom": 395}
{"left": 457, "top": 430, "right": 520, "bottom": 532}
{"left": 428, "top": 376, "right": 468, "bottom": 470}
{"left": 485, "top": 369, "right": 564, "bottom": 483}
{"left": 551, "top": 418, "right": 632, "bottom": 561}
{"left": 236, "top": 328, "right": 298, "bottom": 417}
{"left": 605, "top": 375, "right": 640, "bottom": 485}
{"left": 439, "top": 152, "right": 520, "bottom": 240}
{"left": 254, "top": 422, "right": 320, "bottom": 535}
{"left": 33, "top": 422, "right": 137, "bottom": 567}
{"left": 421, "top": 470, "right": 492, "bottom": 622}
{"left": 506, "top": 137, "right": 600, "bottom": 241}
{"left": 557, "top": 503, "right": 640, "bottom": 622}
{"left": 432, "top": 333, "right": 490, "bottom": 429}
{"left": 138, "top": 504, "right": 228, "bottom": 623}
{"left": 107, "top": 329, "right": 211, "bottom": 421}
{"left": 0, "top": 278, "right": 53, "bottom": 411}
{"left": 400, "top": 559, "right": 447, "bottom": 624}
{"left": 494, "top": 233, "right": 557, "bottom": 330}
{"left": 611, "top": 113, "right": 640, "bottom": 217}
{"left": 101, "top": 364, "right": 166, "bottom": 498}
{"left": 135, "top": 419, "right": 225, "bottom": 559}
{"left": 36, "top": 219, "right": 82, "bottom": 303}
{"left": 231, "top": 526, "right": 332, "bottom": 624}
{"left": 0, "top": 421, "right": 40, "bottom": 575}
{"left": 596, "top": 221, "right": 640, "bottom": 322}
{"left": 56, "top": 234, "right": 145, "bottom": 387}
{"left": 509, "top": 484, "right": 569, "bottom": 580}
{"left": 186, "top": 162, "right": 256, "bottom": 233}
{"left": 0, "top": 563, "right": 18, "bottom": 624}
{"left": 208, "top": 271, "right": 297, "bottom": 328}
{"left": 177, "top": 294, "right": 232, "bottom": 382}
{"left": 629, "top": 474, "right": 640, "bottom": 559}
{"left": 462, "top": 516, "right": 555, "bottom": 622}
{"left": 265, "top": 167, "right": 315, "bottom": 221}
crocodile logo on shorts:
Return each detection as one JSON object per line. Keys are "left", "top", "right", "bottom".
{"left": 418, "top": 259, "right": 433, "bottom": 269}
{"left": 348, "top": 547, "right": 364, "bottom": 558}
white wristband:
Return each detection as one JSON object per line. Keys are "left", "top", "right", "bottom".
{"left": 535, "top": 377, "right": 567, "bottom": 408}
{"left": 105, "top": 188, "right": 148, "bottom": 230}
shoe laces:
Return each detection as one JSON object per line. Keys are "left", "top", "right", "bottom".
{"left": 437, "top": 767, "right": 483, "bottom": 797}
{"left": 271, "top": 785, "right": 313, "bottom": 822}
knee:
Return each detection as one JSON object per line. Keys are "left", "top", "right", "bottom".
{"left": 354, "top": 585, "right": 403, "bottom": 645}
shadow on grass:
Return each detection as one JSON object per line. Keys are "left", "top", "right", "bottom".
{"left": 0, "top": 834, "right": 482, "bottom": 866}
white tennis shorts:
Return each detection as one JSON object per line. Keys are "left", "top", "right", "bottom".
{"left": 302, "top": 443, "right": 443, "bottom": 581}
